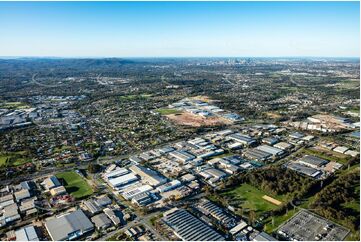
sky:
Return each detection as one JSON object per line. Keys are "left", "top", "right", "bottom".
{"left": 0, "top": 1, "right": 359, "bottom": 57}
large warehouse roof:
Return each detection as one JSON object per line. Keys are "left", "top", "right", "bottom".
{"left": 45, "top": 210, "right": 94, "bottom": 241}
{"left": 162, "top": 208, "right": 225, "bottom": 241}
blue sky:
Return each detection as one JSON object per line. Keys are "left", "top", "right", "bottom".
{"left": 0, "top": 1, "right": 359, "bottom": 57}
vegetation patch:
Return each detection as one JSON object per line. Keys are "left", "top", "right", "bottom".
{"left": 156, "top": 108, "right": 183, "bottom": 115}
{"left": 56, "top": 171, "right": 93, "bottom": 199}
{"left": 220, "top": 183, "right": 284, "bottom": 215}
{"left": 0, "top": 152, "right": 31, "bottom": 167}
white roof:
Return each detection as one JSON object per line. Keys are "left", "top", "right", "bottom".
{"left": 15, "top": 226, "right": 39, "bottom": 241}
{"left": 108, "top": 173, "right": 138, "bottom": 187}
{"left": 230, "top": 221, "right": 248, "bottom": 235}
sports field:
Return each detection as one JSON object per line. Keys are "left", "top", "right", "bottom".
{"left": 221, "top": 183, "right": 284, "bottom": 215}
{"left": 56, "top": 171, "right": 93, "bottom": 199}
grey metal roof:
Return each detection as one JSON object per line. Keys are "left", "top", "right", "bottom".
{"left": 162, "top": 208, "right": 224, "bottom": 241}
{"left": 45, "top": 210, "right": 94, "bottom": 241}
{"left": 299, "top": 155, "right": 328, "bottom": 167}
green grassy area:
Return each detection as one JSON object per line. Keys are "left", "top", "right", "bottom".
{"left": 304, "top": 148, "right": 350, "bottom": 164}
{"left": 0, "top": 153, "right": 31, "bottom": 167}
{"left": 0, "top": 101, "right": 30, "bottom": 109}
{"left": 119, "top": 94, "right": 152, "bottom": 101}
{"left": 221, "top": 183, "right": 285, "bottom": 215}
{"left": 56, "top": 171, "right": 93, "bottom": 199}
{"left": 156, "top": 108, "right": 182, "bottom": 115}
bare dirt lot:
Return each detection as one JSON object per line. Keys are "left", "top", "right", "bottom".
{"left": 166, "top": 112, "right": 231, "bottom": 127}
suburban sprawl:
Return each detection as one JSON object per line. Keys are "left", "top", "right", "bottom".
{"left": 0, "top": 57, "right": 359, "bottom": 241}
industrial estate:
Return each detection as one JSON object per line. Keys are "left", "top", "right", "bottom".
{"left": 0, "top": 56, "right": 359, "bottom": 241}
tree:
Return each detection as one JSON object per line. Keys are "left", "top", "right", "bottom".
{"left": 88, "top": 163, "right": 101, "bottom": 173}
{"left": 248, "top": 210, "right": 256, "bottom": 226}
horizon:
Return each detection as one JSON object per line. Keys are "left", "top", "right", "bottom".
{"left": 0, "top": 1, "right": 359, "bottom": 57}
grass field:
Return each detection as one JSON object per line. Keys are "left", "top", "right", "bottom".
{"left": 304, "top": 148, "right": 350, "bottom": 164}
{"left": 156, "top": 108, "right": 183, "bottom": 115}
{"left": 56, "top": 171, "right": 93, "bottom": 199}
{"left": 0, "top": 101, "right": 31, "bottom": 109}
{"left": 119, "top": 94, "right": 152, "bottom": 100}
{"left": 0, "top": 153, "right": 30, "bottom": 167}
{"left": 221, "top": 183, "right": 284, "bottom": 215}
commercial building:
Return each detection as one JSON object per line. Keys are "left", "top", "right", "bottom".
{"left": 244, "top": 149, "right": 272, "bottom": 162}
{"left": 103, "top": 168, "right": 130, "bottom": 180}
{"left": 44, "top": 209, "right": 94, "bottom": 241}
{"left": 169, "top": 150, "right": 196, "bottom": 163}
{"left": 91, "top": 213, "right": 112, "bottom": 230}
{"left": 107, "top": 173, "right": 139, "bottom": 189}
{"left": 229, "top": 133, "right": 256, "bottom": 146}
{"left": 287, "top": 163, "right": 322, "bottom": 178}
{"left": 156, "top": 180, "right": 182, "bottom": 193}
{"left": 274, "top": 142, "right": 293, "bottom": 150}
{"left": 50, "top": 186, "right": 67, "bottom": 196}
{"left": 298, "top": 155, "right": 328, "bottom": 169}
{"left": 42, "top": 176, "right": 61, "bottom": 190}
{"left": 196, "top": 199, "right": 236, "bottom": 228}
{"left": 121, "top": 184, "right": 153, "bottom": 200}
{"left": 253, "top": 232, "right": 277, "bottom": 241}
{"left": 131, "top": 192, "right": 154, "bottom": 207}
{"left": 103, "top": 208, "right": 123, "bottom": 226}
{"left": 15, "top": 225, "right": 40, "bottom": 241}
{"left": 162, "top": 208, "right": 225, "bottom": 241}
{"left": 129, "top": 165, "right": 167, "bottom": 187}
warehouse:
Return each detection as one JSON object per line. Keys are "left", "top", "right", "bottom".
{"left": 274, "top": 142, "right": 293, "bottom": 150}
{"left": 91, "top": 213, "right": 112, "bottom": 230}
{"left": 298, "top": 155, "right": 328, "bottom": 169}
{"left": 129, "top": 165, "right": 167, "bottom": 186}
{"left": 121, "top": 184, "right": 153, "bottom": 200}
{"left": 244, "top": 149, "right": 272, "bottom": 161}
{"left": 44, "top": 209, "right": 94, "bottom": 241}
{"left": 107, "top": 173, "right": 139, "bottom": 189}
{"left": 103, "top": 167, "right": 129, "bottom": 180}
{"left": 162, "top": 208, "right": 225, "bottom": 241}
{"left": 42, "top": 176, "right": 61, "bottom": 190}
{"left": 157, "top": 180, "right": 182, "bottom": 193}
{"left": 15, "top": 225, "right": 40, "bottom": 241}
{"left": 256, "top": 145, "right": 284, "bottom": 157}
{"left": 287, "top": 163, "right": 322, "bottom": 178}
{"left": 169, "top": 150, "right": 196, "bottom": 163}
{"left": 196, "top": 199, "right": 236, "bottom": 228}
{"left": 262, "top": 137, "right": 279, "bottom": 145}
{"left": 229, "top": 133, "right": 256, "bottom": 146}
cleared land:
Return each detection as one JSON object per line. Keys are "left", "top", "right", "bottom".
{"left": 56, "top": 171, "right": 93, "bottom": 199}
{"left": 221, "top": 183, "right": 284, "bottom": 215}
{"left": 166, "top": 112, "right": 231, "bottom": 127}
{"left": 262, "top": 195, "right": 282, "bottom": 206}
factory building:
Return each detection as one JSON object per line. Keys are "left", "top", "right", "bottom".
{"left": 107, "top": 173, "right": 139, "bottom": 189}
{"left": 156, "top": 180, "right": 182, "bottom": 193}
{"left": 44, "top": 210, "right": 94, "bottom": 241}
{"left": 169, "top": 150, "right": 196, "bottom": 163}
{"left": 162, "top": 208, "right": 225, "bottom": 241}
{"left": 244, "top": 149, "right": 272, "bottom": 162}
{"left": 121, "top": 184, "right": 153, "bottom": 200}
{"left": 287, "top": 163, "right": 322, "bottom": 178}
{"left": 256, "top": 145, "right": 284, "bottom": 157}
{"left": 298, "top": 155, "right": 329, "bottom": 169}
{"left": 229, "top": 133, "right": 256, "bottom": 146}
{"left": 129, "top": 165, "right": 167, "bottom": 187}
